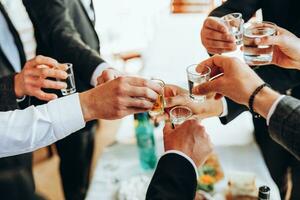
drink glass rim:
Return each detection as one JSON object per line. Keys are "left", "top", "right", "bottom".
{"left": 150, "top": 78, "right": 165, "bottom": 88}
{"left": 222, "top": 12, "right": 242, "bottom": 21}
{"left": 170, "top": 105, "right": 193, "bottom": 120}
{"left": 186, "top": 64, "right": 211, "bottom": 77}
{"left": 244, "top": 21, "right": 277, "bottom": 29}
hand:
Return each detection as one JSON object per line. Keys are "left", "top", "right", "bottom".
{"left": 97, "top": 68, "right": 125, "bottom": 85}
{"left": 201, "top": 17, "right": 236, "bottom": 54}
{"left": 14, "top": 55, "right": 68, "bottom": 101}
{"left": 193, "top": 55, "right": 264, "bottom": 106}
{"left": 163, "top": 120, "right": 213, "bottom": 167}
{"left": 164, "top": 84, "right": 223, "bottom": 118}
{"left": 79, "top": 76, "right": 163, "bottom": 121}
{"left": 255, "top": 26, "right": 300, "bottom": 69}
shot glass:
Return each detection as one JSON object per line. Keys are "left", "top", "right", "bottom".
{"left": 57, "top": 63, "right": 76, "bottom": 96}
{"left": 186, "top": 64, "right": 211, "bottom": 103}
{"left": 221, "top": 13, "right": 244, "bottom": 45}
{"left": 243, "top": 21, "right": 277, "bottom": 66}
{"left": 170, "top": 106, "right": 193, "bottom": 128}
{"left": 148, "top": 79, "right": 165, "bottom": 117}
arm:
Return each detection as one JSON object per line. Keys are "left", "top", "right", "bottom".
{"left": 0, "top": 93, "right": 85, "bottom": 158}
{"left": 22, "top": 0, "right": 105, "bottom": 84}
{"left": 268, "top": 96, "right": 300, "bottom": 160}
{"left": 209, "top": 0, "right": 261, "bottom": 21}
{"left": 146, "top": 153, "right": 197, "bottom": 200}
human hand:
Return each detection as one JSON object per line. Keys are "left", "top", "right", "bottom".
{"left": 97, "top": 68, "right": 125, "bottom": 85}
{"left": 80, "top": 76, "right": 163, "bottom": 121}
{"left": 201, "top": 17, "right": 236, "bottom": 54}
{"left": 255, "top": 26, "right": 300, "bottom": 69}
{"left": 164, "top": 84, "right": 223, "bottom": 118}
{"left": 14, "top": 55, "right": 68, "bottom": 101}
{"left": 193, "top": 55, "right": 264, "bottom": 106}
{"left": 163, "top": 120, "right": 213, "bottom": 167}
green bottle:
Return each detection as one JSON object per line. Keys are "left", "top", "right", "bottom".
{"left": 134, "top": 113, "right": 157, "bottom": 170}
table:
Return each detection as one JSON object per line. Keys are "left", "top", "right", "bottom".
{"left": 86, "top": 139, "right": 281, "bottom": 200}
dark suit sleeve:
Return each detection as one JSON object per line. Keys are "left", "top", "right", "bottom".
{"left": 146, "top": 153, "right": 197, "bottom": 200}
{"left": 22, "top": 0, "right": 105, "bottom": 84}
{"left": 0, "top": 75, "right": 18, "bottom": 111}
{"left": 209, "top": 0, "right": 261, "bottom": 21}
{"left": 269, "top": 96, "right": 300, "bottom": 160}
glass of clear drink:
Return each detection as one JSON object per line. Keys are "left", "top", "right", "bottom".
{"left": 148, "top": 79, "right": 165, "bottom": 117}
{"left": 243, "top": 21, "right": 277, "bottom": 66}
{"left": 170, "top": 106, "right": 193, "bottom": 128}
{"left": 222, "top": 13, "right": 244, "bottom": 45}
{"left": 57, "top": 63, "right": 76, "bottom": 96}
{"left": 186, "top": 64, "right": 211, "bottom": 103}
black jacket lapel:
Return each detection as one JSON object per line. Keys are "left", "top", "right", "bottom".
{"left": 0, "top": 2, "right": 26, "bottom": 68}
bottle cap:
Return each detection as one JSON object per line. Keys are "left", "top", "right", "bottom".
{"left": 259, "top": 186, "right": 270, "bottom": 199}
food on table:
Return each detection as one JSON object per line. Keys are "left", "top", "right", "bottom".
{"left": 197, "top": 154, "right": 224, "bottom": 192}
{"left": 226, "top": 172, "right": 258, "bottom": 200}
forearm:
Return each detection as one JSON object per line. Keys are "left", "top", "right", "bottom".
{"left": 0, "top": 93, "right": 85, "bottom": 158}
{"left": 268, "top": 96, "right": 300, "bottom": 160}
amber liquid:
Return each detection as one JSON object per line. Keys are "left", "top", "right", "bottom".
{"left": 149, "top": 94, "right": 164, "bottom": 116}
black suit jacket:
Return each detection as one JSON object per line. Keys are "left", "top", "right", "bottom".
{"left": 146, "top": 153, "right": 197, "bottom": 200}
{"left": 23, "top": 0, "right": 105, "bottom": 93}
{"left": 209, "top": 0, "right": 300, "bottom": 124}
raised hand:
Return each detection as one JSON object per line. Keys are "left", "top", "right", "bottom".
{"left": 14, "top": 55, "right": 68, "bottom": 101}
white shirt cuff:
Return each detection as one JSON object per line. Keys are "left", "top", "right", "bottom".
{"left": 90, "top": 62, "right": 110, "bottom": 86}
{"left": 266, "top": 95, "right": 286, "bottom": 126}
{"left": 219, "top": 97, "right": 228, "bottom": 117}
{"left": 47, "top": 93, "right": 86, "bottom": 140}
{"left": 163, "top": 150, "right": 199, "bottom": 179}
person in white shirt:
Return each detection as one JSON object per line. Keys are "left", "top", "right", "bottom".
{"left": 0, "top": 69, "right": 162, "bottom": 158}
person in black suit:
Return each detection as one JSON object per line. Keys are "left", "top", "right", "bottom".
{"left": 21, "top": 0, "right": 123, "bottom": 199}
{"left": 146, "top": 119, "right": 213, "bottom": 200}
{"left": 200, "top": 0, "right": 300, "bottom": 199}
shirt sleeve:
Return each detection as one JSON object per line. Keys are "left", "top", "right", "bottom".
{"left": 266, "top": 95, "right": 286, "bottom": 125}
{"left": 90, "top": 62, "right": 110, "bottom": 86}
{"left": 0, "top": 93, "right": 85, "bottom": 158}
{"left": 163, "top": 150, "right": 199, "bottom": 179}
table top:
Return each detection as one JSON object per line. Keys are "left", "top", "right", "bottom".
{"left": 86, "top": 140, "right": 281, "bottom": 200}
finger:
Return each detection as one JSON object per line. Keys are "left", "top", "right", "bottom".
{"left": 126, "top": 97, "right": 154, "bottom": 109}
{"left": 32, "top": 89, "right": 58, "bottom": 101}
{"left": 26, "top": 77, "right": 67, "bottom": 90}
{"left": 198, "top": 55, "right": 229, "bottom": 74}
{"left": 165, "top": 95, "right": 188, "bottom": 108}
{"left": 215, "top": 93, "right": 223, "bottom": 100}
{"left": 101, "top": 69, "right": 118, "bottom": 83}
{"left": 203, "top": 29, "right": 235, "bottom": 42}
{"left": 254, "top": 35, "right": 281, "bottom": 46}
{"left": 204, "top": 17, "right": 228, "bottom": 33}
{"left": 27, "top": 68, "right": 68, "bottom": 79}
{"left": 125, "top": 86, "right": 159, "bottom": 102}
{"left": 26, "top": 55, "right": 58, "bottom": 69}
{"left": 163, "top": 121, "right": 174, "bottom": 134}
{"left": 205, "top": 39, "right": 236, "bottom": 50}
{"left": 125, "top": 77, "right": 163, "bottom": 95}
{"left": 193, "top": 79, "right": 221, "bottom": 95}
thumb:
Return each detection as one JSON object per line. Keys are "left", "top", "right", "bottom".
{"left": 163, "top": 121, "right": 174, "bottom": 134}
{"left": 193, "top": 80, "right": 220, "bottom": 95}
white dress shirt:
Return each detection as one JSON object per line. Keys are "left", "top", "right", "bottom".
{"left": 0, "top": 10, "right": 21, "bottom": 72}
{"left": 0, "top": 93, "right": 85, "bottom": 158}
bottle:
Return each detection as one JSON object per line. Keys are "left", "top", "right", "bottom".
{"left": 134, "top": 113, "right": 157, "bottom": 170}
{"left": 258, "top": 186, "right": 270, "bottom": 200}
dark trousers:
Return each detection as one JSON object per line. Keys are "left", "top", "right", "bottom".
{"left": 0, "top": 153, "right": 36, "bottom": 200}
{"left": 254, "top": 118, "right": 300, "bottom": 200}
{"left": 55, "top": 126, "right": 95, "bottom": 200}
